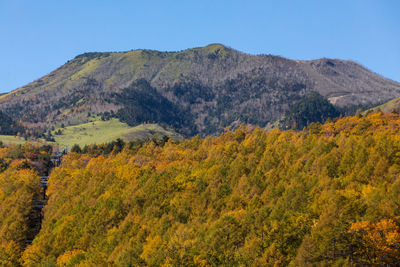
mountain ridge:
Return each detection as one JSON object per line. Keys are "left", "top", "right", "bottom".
{"left": 1, "top": 44, "right": 400, "bottom": 137}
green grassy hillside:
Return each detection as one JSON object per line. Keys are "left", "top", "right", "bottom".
{"left": 52, "top": 119, "right": 181, "bottom": 147}
{"left": 1, "top": 119, "right": 181, "bottom": 147}
{"left": 368, "top": 96, "right": 400, "bottom": 113}
{"left": 0, "top": 135, "right": 27, "bottom": 145}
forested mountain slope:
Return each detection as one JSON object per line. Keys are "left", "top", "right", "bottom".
{"left": 0, "top": 111, "right": 24, "bottom": 135}
{"left": 14, "top": 112, "right": 400, "bottom": 266}
{"left": 0, "top": 144, "right": 52, "bottom": 265}
{"left": 1, "top": 44, "right": 399, "bottom": 136}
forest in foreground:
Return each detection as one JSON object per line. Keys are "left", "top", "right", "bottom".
{"left": 1, "top": 112, "right": 400, "bottom": 266}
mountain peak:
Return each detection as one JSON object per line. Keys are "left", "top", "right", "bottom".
{"left": 1, "top": 45, "right": 400, "bottom": 137}
{"left": 203, "top": 43, "right": 230, "bottom": 50}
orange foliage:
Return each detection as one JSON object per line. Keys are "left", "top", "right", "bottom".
{"left": 350, "top": 219, "right": 400, "bottom": 265}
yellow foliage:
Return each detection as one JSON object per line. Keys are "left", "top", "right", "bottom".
{"left": 57, "top": 249, "right": 85, "bottom": 266}
{"left": 350, "top": 219, "right": 400, "bottom": 265}
{"left": 4, "top": 113, "right": 400, "bottom": 265}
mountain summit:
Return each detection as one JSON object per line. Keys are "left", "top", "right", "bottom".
{"left": 1, "top": 44, "right": 400, "bottom": 136}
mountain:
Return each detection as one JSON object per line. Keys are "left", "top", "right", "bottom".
{"left": 1, "top": 43, "right": 400, "bottom": 137}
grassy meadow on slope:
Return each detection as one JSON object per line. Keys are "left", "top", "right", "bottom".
{"left": 368, "top": 95, "right": 400, "bottom": 114}
{"left": 0, "top": 135, "right": 28, "bottom": 145}
{"left": 0, "top": 119, "right": 181, "bottom": 148}
{"left": 20, "top": 112, "right": 400, "bottom": 266}
{"left": 52, "top": 119, "right": 181, "bottom": 147}
{"left": 0, "top": 135, "right": 50, "bottom": 146}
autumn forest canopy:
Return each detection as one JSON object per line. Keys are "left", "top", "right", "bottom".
{"left": 0, "top": 112, "right": 400, "bottom": 266}
{"left": 1, "top": 0, "right": 399, "bottom": 265}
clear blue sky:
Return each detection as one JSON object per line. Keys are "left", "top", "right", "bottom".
{"left": 0, "top": 0, "right": 399, "bottom": 93}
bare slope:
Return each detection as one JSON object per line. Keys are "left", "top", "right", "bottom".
{"left": 1, "top": 44, "right": 399, "bottom": 136}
